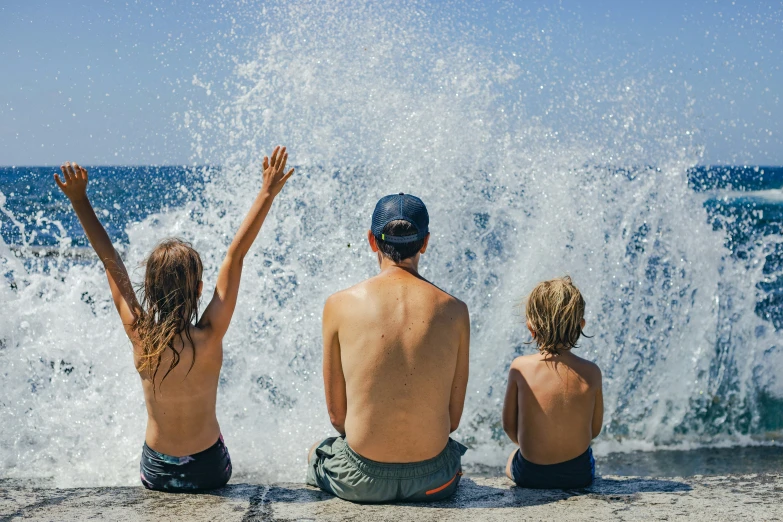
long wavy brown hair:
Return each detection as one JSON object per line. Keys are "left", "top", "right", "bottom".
{"left": 133, "top": 239, "right": 203, "bottom": 391}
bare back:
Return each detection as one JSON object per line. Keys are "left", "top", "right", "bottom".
{"left": 505, "top": 352, "right": 602, "bottom": 465}
{"left": 324, "top": 267, "right": 470, "bottom": 462}
{"left": 135, "top": 326, "right": 223, "bottom": 457}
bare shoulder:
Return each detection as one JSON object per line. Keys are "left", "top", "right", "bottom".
{"left": 323, "top": 282, "right": 368, "bottom": 319}
{"left": 432, "top": 292, "right": 468, "bottom": 338}
{"left": 325, "top": 281, "right": 365, "bottom": 305}
{"left": 510, "top": 354, "right": 539, "bottom": 372}
{"left": 570, "top": 353, "right": 602, "bottom": 385}
{"left": 423, "top": 280, "right": 467, "bottom": 315}
{"left": 189, "top": 324, "right": 222, "bottom": 360}
{"left": 445, "top": 293, "right": 469, "bottom": 318}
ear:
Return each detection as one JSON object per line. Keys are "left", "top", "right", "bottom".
{"left": 419, "top": 233, "right": 430, "bottom": 254}
{"left": 526, "top": 319, "right": 536, "bottom": 338}
{"left": 367, "top": 230, "right": 380, "bottom": 252}
{"left": 580, "top": 318, "right": 586, "bottom": 330}
{"left": 198, "top": 280, "right": 203, "bottom": 298}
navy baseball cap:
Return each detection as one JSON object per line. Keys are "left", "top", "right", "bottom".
{"left": 371, "top": 193, "right": 429, "bottom": 244}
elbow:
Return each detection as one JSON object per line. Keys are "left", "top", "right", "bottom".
{"left": 591, "top": 419, "right": 603, "bottom": 439}
{"left": 329, "top": 412, "right": 346, "bottom": 435}
{"left": 225, "top": 247, "right": 246, "bottom": 265}
{"left": 501, "top": 418, "right": 518, "bottom": 444}
{"left": 99, "top": 248, "right": 119, "bottom": 266}
{"left": 449, "top": 410, "right": 462, "bottom": 433}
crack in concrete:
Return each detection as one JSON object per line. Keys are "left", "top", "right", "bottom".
{"left": 243, "top": 485, "right": 272, "bottom": 522}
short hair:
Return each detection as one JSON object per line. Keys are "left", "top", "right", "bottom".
{"left": 524, "top": 276, "right": 586, "bottom": 355}
{"left": 375, "top": 220, "right": 426, "bottom": 263}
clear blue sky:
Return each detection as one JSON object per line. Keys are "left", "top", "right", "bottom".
{"left": 1, "top": 0, "right": 780, "bottom": 166}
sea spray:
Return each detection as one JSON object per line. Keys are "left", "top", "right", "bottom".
{"left": 0, "top": 0, "right": 780, "bottom": 486}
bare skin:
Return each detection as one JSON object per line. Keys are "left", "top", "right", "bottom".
{"left": 502, "top": 321, "right": 603, "bottom": 479}
{"left": 314, "top": 232, "right": 470, "bottom": 463}
{"left": 55, "top": 149, "right": 293, "bottom": 457}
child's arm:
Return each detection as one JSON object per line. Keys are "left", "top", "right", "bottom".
{"left": 502, "top": 364, "right": 520, "bottom": 444}
{"left": 198, "top": 146, "right": 294, "bottom": 338}
{"left": 55, "top": 163, "right": 141, "bottom": 337}
{"left": 592, "top": 371, "right": 604, "bottom": 438}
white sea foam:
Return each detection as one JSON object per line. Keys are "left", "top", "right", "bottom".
{"left": 1, "top": 0, "right": 780, "bottom": 486}
{"left": 720, "top": 189, "right": 783, "bottom": 202}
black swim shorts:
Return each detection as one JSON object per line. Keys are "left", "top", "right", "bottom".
{"left": 511, "top": 447, "right": 594, "bottom": 489}
{"left": 140, "top": 435, "right": 232, "bottom": 492}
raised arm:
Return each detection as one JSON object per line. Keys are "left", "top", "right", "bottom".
{"left": 198, "top": 146, "right": 294, "bottom": 338}
{"left": 55, "top": 163, "right": 141, "bottom": 338}
{"left": 448, "top": 302, "right": 470, "bottom": 432}
{"left": 502, "top": 364, "right": 520, "bottom": 444}
{"left": 322, "top": 294, "right": 347, "bottom": 435}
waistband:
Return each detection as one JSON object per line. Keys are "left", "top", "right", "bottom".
{"left": 518, "top": 446, "right": 592, "bottom": 469}
{"left": 143, "top": 434, "right": 225, "bottom": 461}
{"left": 339, "top": 437, "right": 467, "bottom": 479}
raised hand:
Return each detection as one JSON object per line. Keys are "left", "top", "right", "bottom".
{"left": 261, "top": 146, "right": 295, "bottom": 197}
{"left": 197, "top": 146, "right": 294, "bottom": 339}
{"left": 54, "top": 162, "right": 89, "bottom": 201}
{"left": 52, "top": 161, "right": 140, "bottom": 333}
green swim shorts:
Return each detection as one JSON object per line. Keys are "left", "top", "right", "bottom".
{"left": 306, "top": 436, "right": 467, "bottom": 503}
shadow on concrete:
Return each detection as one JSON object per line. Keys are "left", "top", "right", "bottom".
{"left": 264, "top": 485, "right": 334, "bottom": 503}
{"left": 394, "top": 478, "right": 561, "bottom": 509}
{"left": 199, "top": 483, "right": 333, "bottom": 503}
{"left": 590, "top": 476, "right": 693, "bottom": 494}
{"left": 398, "top": 476, "right": 693, "bottom": 509}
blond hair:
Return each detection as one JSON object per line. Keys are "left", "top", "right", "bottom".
{"left": 133, "top": 239, "right": 203, "bottom": 392}
{"left": 524, "top": 276, "right": 586, "bottom": 356}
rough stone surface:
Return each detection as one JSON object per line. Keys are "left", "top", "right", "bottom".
{"left": 2, "top": 474, "right": 781, "bottom": 521}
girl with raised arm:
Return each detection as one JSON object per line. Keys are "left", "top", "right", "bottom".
{"left": 54, "top": 147, "right": 294, "bottom": 492}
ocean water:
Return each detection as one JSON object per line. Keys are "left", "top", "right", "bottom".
{"left": 2, "top": 0, "right": 782, "bottom": 486}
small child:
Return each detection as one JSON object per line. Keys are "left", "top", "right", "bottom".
{"left": 502, "top": 276, "right": 603, "bottom": 489}
{"left": 54, "top": 147, "right": 294, "bottom": 492}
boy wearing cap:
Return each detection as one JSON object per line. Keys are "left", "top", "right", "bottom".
{"left": 306, "top": 193, "right": 470, "bottom": 503}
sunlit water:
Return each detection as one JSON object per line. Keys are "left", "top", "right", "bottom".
{"left": 1, "top": 0, "right": 781, "bottom": 486}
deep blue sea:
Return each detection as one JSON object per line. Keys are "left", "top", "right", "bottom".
{"left": 0, "top": 166, "right": 204, "bottom": 249}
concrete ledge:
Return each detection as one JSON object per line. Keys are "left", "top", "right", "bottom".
{"left": 2, "top": 474, "right": 781, "bottom": 521}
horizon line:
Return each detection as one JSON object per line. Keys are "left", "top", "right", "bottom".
{"left": 3, "top": 164, "right": 783, "bottom": 169}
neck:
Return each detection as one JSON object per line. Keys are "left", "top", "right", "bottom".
{"left": 378, "top": 255, "right": 419, "bottom": 275}
{"left": 541, "top": 346, "right": 574, "bottom": 358}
